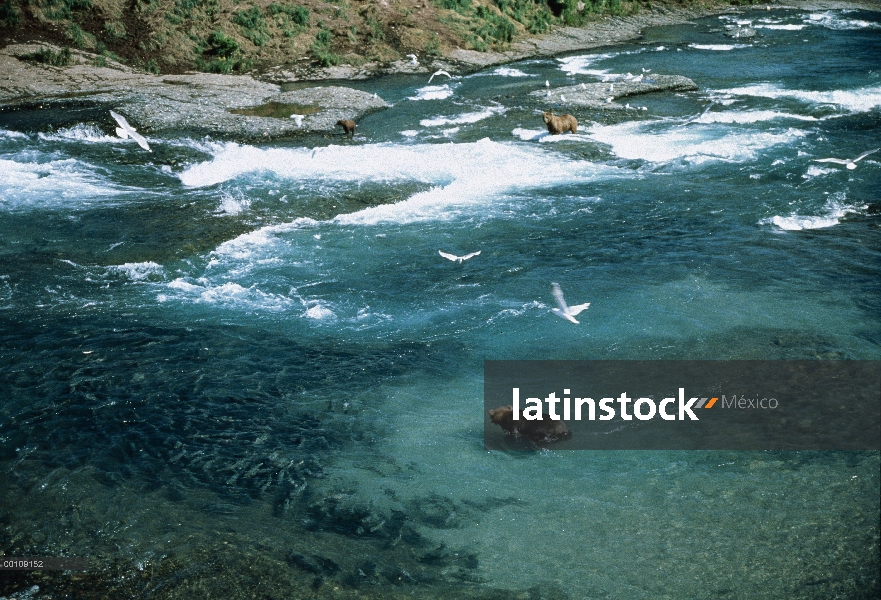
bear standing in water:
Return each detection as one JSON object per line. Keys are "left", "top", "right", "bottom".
{"left": 542, "top": 111, "right": 578, "bottom": 135}
{"left": 337, "top": 119, "right": 356, "bottom": 137}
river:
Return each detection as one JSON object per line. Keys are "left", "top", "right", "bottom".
{"left": 1, "top": 7, "right": 879, "bottom": 599}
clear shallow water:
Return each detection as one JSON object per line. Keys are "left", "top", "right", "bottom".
{"left": 1, "top": 8, "right": 879, "bottom": 599}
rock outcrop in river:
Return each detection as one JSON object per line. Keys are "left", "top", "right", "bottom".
{"left": 530, "top": 74, "right": 698, "bottom": 110}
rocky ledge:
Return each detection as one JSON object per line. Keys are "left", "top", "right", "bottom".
{"left": 0, "top": 43, "right": 388, "bottom": 140}
{"left": 530, "top": 74, "right": 698, "bottom": 110}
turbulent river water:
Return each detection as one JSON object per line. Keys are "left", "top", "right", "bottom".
{"left": 1, "top": 7, "right": 880, "bottom": 599}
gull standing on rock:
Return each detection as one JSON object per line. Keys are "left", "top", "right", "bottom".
{"left": 813, "top": 148, "right": 880, "bottom": 170}
{"left": 550, "top": 283, "right": 590, "bottom": 324}
{"left": 110, "top": 110, "right": 151, "bottom": 152}
{"left": 407, "top": 54, "right": 419, "bottom": 66}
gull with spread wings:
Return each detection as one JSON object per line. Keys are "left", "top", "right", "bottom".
{"left": 438, "top": 250, "right": 480, "bottom": 263}
{"left": 110, "top": 110, "right": 151, "bottom": 152}
{"left": 428, "top": 70, "right": 453, "bottom": 84}
{"left": 813, "top": 148, "right": 879, "bottom": 170}
{"left": 551, "top": 282, "right": 590, "bottom": 324}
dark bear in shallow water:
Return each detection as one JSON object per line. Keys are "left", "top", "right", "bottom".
{"left": 488, "top": 405, "right": 570, "bottom": 443}
{"left": 337, "top": 119, "right": 356, "bottom": 137}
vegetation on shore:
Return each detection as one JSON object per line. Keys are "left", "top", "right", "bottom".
{"left": 1, "top": 0, "right": 765, "bottom": 75}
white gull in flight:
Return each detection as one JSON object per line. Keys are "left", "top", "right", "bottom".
{"left": 110, "top": 110, "right": 151, "bottom": 152}
{"left": 551, "top": 283, "right": 590, "bottom": 324}
{"left": 438, "top": 250, "right": 481, "bottom": 263}
{"left": 813, "top": 148, "right": 879, "bottom": 170}
{"left": 428, "top": 69, "right": 453, "bottom": 83}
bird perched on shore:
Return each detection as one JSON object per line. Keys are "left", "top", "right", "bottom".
{"left": 428, "top": 69, "right": 453, "bottom": 83}
{"left": 813, "top": 148, "right": 879, "bottom": 170}
{"left": 407, "top": 54, "right": 419, "bottom": 66}
{"left": 110, "top": 110, "right": 151, "bottom": 152}
{"left": 550, "top": 283, "right": 590, "bottom": 324}
{"left": 438, "top": 250, "right": 480, "bottom": 263}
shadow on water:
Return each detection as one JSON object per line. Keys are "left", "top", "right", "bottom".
{"left": 0, "top": 101, "right": 115, "bottom": 132}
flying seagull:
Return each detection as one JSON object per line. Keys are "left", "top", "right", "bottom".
{"left": 428, "top": 69, "right": 453, "bottom": 84}
{"left": 290, "top": 114, "right": 305, "bottom": 126}
{"left": 683, "top": 100, "right": 716, "bottom": 126}
{"left": 813, "top": 148, "right": 880, "bottom": 170}
{"left": 110, "top": 110, "right": 151, "bottom": 152}
{"left": 551, "top": 282, "right": 590, "bottom": 324}
{"left": 438, "top": 250, "right": 480, "bottom": 263}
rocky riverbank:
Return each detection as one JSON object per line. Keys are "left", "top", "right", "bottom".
{"left": 0, "top": 0, "right": 876, "bottom": 139}
{"left": 0, "top": 43, "right": 388, "bottom": 139}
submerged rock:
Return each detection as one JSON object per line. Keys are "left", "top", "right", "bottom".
{"left": 725, "top": 25, "right": 758, "bottom": 39}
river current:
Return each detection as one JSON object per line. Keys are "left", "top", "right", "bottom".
{"left": 1, "top": 7, "right": 879, "bottom": 599}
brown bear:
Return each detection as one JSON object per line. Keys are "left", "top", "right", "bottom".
{"left": 488, "top": 405, "right": 571, "bottom": 443}
{"left": 337, "top": 119, "right": 356, "bottom": 137}
{"left": 542, "top": 111, "right": 578, "bottom": 135}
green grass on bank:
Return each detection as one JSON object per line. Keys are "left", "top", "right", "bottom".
{"left": 1, "top": 0, "right": 766, "bottom": 75}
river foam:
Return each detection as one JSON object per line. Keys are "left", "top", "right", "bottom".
{"left": 0, "top": 157, "right": 120, "bottom": 209}
{"left": 761, "top": 195, "right": 865, "bottom": 231}
{"left": 716, "top": 83, "right": 881, "bottom": 113}
{"left": 586, "top": 121, "right": 806, "bottom": 164}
